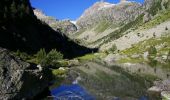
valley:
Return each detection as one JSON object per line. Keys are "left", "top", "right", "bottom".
{"left": 0, "top": 0, "right": 170, "bottom": 100}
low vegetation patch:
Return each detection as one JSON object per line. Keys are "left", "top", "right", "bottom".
{"left": 121, "top": 35, "right": 170, "bottom": 55}
{"left": 77, "top": 53, "right": 106, "bottom": 61}
{"left": 94, "top": 21, "right": 112, "bottom": 33}
{"left": 90, "top": 14, "right": 144, "bottom": 46}
{"left": 105, "top": 44, "right": 117, "bottom": 54}
{"left": 118, "top": 57, "right": 144, "bottom": 64}
{"left": 13, "top": 48, "right": 64, "bottom": 68}
{"left": 52, "top": 69, "right": 67, "bottom": 76}
{"left": 120, "top": 35, "right": 170, "bottom": 64}
{"left": 71, "top": 29, "right": 86, "bottom": 38}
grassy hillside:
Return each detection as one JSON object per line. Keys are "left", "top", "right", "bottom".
{"left": 119, "top": 33, "right": 170, "bottom": 64}
{"left": 141, "top": 9, "right": 170, "bottom": 29}
{"left": 121, "top": 34, "right": 170, "bottom": 56}
{"left": 88, "top": 14, "right": 144, "bottom": 47}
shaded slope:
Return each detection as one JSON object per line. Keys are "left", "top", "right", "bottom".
{"left": 0, "top": 0, "right": 97, "bottom": 58}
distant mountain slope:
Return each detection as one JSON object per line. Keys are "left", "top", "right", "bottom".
{"left": 0, "top": 0, "right": 97, "bottom": 58}
{"left": 70, "top": 0, "right": 170, "bottom": 53}
{"left": 100, "top": 0, "right": 170, "bottom": 51}
{"left": 33, "top": 9, "right": 77, "bottom": 35}
{"left": 70, "top": 1, "right": 143, "bottom": 47}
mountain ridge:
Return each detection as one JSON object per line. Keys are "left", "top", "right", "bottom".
{"left": 33, "top": 9, "right": 77, "bottom": 35}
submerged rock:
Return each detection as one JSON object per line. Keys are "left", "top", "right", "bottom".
{"left": 0, "top": 48, "right": 51, "bottom": 100}
{"left": 104, "top": 54, "right": 123, "bottom": 65}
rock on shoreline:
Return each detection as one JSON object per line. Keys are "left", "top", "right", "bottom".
{"left": 0, "top": 47, "right": 51, "bottom": 100}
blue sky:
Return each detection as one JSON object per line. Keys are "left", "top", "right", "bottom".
{"left": 30, "top": 0, "right": 144, "bottom": 21}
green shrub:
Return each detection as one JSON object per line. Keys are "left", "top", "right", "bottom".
{"left": 52, "top": 69, "right": 66, "bottom": 76}
{"left": 165, "top": 27, "right": 168, "bottom": 30}
{"left": 148, "top": 46, "right": 157, "bottom": 56}
{"left": 14, "top": 50, "right": 30, "bottom": 61}
{"left": 46, "top": 49, "right": 63, "bottom": 60}
{"left": 148, "top": 0, "right": 162, "bottom": 16}
{"left": 36, "top": 48, "right": 46, "bottom": 64}
{"left": 58, "top": 60, "right": 69, "bottom": 67}
{"left": 166, "top": 50, "right": 170, "bottom": 62}
{"left": 148, "top": 46, "right": 157, "bottom": 60}
{"left": 108, "top": 44, "right": 117, "bottom": 53}
{"left": 41, "top": 49, "right": 63, "bottom": 67}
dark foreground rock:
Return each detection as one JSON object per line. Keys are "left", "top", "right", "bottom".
{"left": 0, "top": 47, "right": 52, "bottom": 100}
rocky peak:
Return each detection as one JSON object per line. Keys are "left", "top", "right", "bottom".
{"left": 34, "top": 9, "right": 49, "bottom": 19}
{"left": 76, "top": 1, "right": 142, "bottom": 29}
{"left": 120, "top": 0, "right": 127, "bottom": 2}
{"left": 34, "top": 9, "right": 58, "bottom": 25}
{"left": 79, "top": 2, "right": 115, "bottom": 19}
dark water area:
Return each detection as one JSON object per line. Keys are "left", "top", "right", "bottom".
{"left": 50, "top": 84, "right": 95, "bottom": 100}
{"left": 50, "top": 84, "right": 149, "bottom": 100}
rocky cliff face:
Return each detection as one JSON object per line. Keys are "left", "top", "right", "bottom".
{"left": 34, "top": 9, "right": 77, "bottom": 35}
{"left": 76, "top": 1, "right": 143, "bottom": 29}
{"left": 33, "top": 9, "right": 59, "bottom": 25}
{"left": 0, "top": 48, "right": 51, "bottom": 100}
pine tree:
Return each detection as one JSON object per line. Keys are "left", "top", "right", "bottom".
{"left": 25, "top": 6, "right": 30, "bottom": 14}
{"left": 3, "top": 7, "right": 8, "bottom": 19}
{"left": 19, "top": 3, "right": 25, "bottom": 18}
{"left": 148, "top": 46, "right": 157, "bottom": 60}
{"left": 10, "top": 1, "right": 17, "bottom": 18}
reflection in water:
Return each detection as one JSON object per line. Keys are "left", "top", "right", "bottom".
{"left": 49, "top": 61, "right": 170, "bottom": 100}
{"left": 50, "top": 84, "right": 95, "bottom": 100}
{"left": 50, "top": 84, "right": 149, "bottom": 100}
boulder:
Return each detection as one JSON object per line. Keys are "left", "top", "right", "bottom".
{"left": 0, "top": 48, "right": 51, "bottom": 100}
{"left": 104, "top": 54, "right": 124, "bottom": 65}
{"left": 161, "top": 91, "right": 170, "bottom": 100}
{"left": 143, "top": 12, "right": 152, "bottom": 23}
{"left": 148, "top": 80, "right": 170, "bottom": 100}
{"left": 131, "top": 54, "right": 140, "bottom": 59}
{"left": 68, "top": 59, "right": 80, "bottom": 66}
